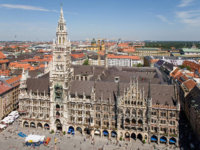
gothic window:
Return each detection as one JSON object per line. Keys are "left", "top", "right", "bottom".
{"left": 132, "top": 109, "right": 136, "bottom": 116}
{"left": 132, "top": 119, "right": 136, "bottom": 124}
{"left": 96, "top": 113, "right": 100, "bottom": 118}
{"left": 63, "top": 37, "right": 65, "bottom": 44}
{"left": 152, "top": 111, "right": 156, "bottom": 115}
{"left": 138, "top": 119, "right": 143, "bottom": 124}
{"left": 86, "top": 95, "right": 91, "bottom": 99}
{"left": 56, "top": 64, "right": 59, "bottom": 70}
{"left": 161, "top": 112, "right": 166, "bottom": 117}
{"left": 56, "top": 111, "right": 60, "bottom": 116}
{"left": 125, "top": 109, "right": 130, "bottom": 115}
{"left": 96, "top": 106, "right": 100, "bottom": 111}
{"left": 104, "top": 106, "right": 109, "bottom": 111}
{"left": 104, "top": 114, "right": 108, "bottom": 119}
{"left": 125, "top": 118, "right": 130, "bottom": 124}
{"left": 71, "top": 94, "right": 75, "bottom": 98}
{"left": 59, "top": 37, "right": 61, "bottom": 44}
{"left": 170, "top": 112, "right": 175, "bottom": 117}
{"left": 78, "top": 95, "right": 83, "bottom": 99}
{"left": 60, "top": 25, "right": 63, "bottom": 31}
{"left": 60, "top": 64, "right": 63, "bottom": 70}
{"left": 138, "top": 109, "right": 143, "bottom": 116}
{"left": 56, "top": 104, "right": 60, "bottom": 109}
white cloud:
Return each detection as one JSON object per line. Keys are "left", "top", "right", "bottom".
{"left": 178, "top": 0, "right": 194, "bottom": 7}
{"left": 176, "top": 10, "right": 200, "bottom": 26}
{"left": 156, "top": 15, "right": 173, "bottom": 24}
{"left": 0, "top": 4, "right": 49, "bottom": 11}
{"left": 0, "top": 4, "right": 78, "bottom": 15}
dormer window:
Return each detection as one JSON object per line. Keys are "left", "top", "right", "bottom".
{"left": 60, "top": 25, "right": 63, "bottom": 31}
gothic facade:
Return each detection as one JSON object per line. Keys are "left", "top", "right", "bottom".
{"left": 19, "top": 7, "right": 180, "bottom": 146}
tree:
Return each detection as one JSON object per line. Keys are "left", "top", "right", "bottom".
{"left": 83, "top": 59, "right": 89, "bottom": 65}
{"left": 179, "top": 65, "right": 191, "bottom": 71}
{"left": 137, "top": 63, "right": 143, "bottom": 67}
{"left": 186, "top": 66, "right": 191, "bottom": 71}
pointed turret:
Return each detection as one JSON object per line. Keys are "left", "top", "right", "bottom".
{"left": 59, "top": 5, "right": 64, "bottom": 22}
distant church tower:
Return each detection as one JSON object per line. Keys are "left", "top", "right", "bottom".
{"left": 49, "top": 6, "right": 73, "bottom": 131}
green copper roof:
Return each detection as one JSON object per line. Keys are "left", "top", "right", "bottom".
{"left": 182, "top": 48, "right": 200, "bottom": 53}
{"left": 91, "top": 38, "right": 96, "bottom": 44}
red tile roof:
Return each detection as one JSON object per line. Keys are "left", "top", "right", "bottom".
{"left": 118, "top": 43, "right": 129, "bottom": 48}
{"left": 6, "top": 75, "right": 21, "bottom": 87}
{"left": 183, "top": 79, "right": 196, "bottom": 91}
{"left": 97, "top": 51, "right": 105, "bottom": 55}
{"left": 170, "top": 68, "right": 180, "bottom": 78}
{"left": 0, "top": 70, "right": 10, "bottom": 76}
{"left": 0, "top": 51, "right": 6, "bottom": 59}
{"left": 9, "top": 62, "right": 45, "bottom": 71}
{"left": 150, "top": 59, "right": 159, "bottom": 63}
{"left": 20, "top": 58, "right": 51, "bottom": 63}
{"left": 121, "top": 47, "right": 135, "bottom": 53}
{"left": 107, "top": 54, "right": 140, "bottom": 60}
{"left": 0, "top": 81, "right": 11, "bottom": 95}
{"left": 9, "top": 45, "right": 18, "bottom": 49}
{"left": 183, "top": 60, "right": 200, "bottom": 73}
{"left": 0, "top": 59, "right": 9, "bottom": 63}
{"left": 71, "top": 53, "right": 85, "bottom": 59}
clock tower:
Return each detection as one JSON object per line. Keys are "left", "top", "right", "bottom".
{"left": 49, "top": 6, "right": 73, "bottom": 131}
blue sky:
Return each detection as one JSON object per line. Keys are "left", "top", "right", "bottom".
{"left": 0, "top": 0, "right": 200, "bottom": 41}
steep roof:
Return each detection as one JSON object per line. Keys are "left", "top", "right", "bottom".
{"left": 139, "top": 83, "right": 176, "bottom": 106}
{"left": 70, "top": 80, "right": 128, "bottom": 102}
{"left": 26, "top": 78, "right": 49, "bottom": 93}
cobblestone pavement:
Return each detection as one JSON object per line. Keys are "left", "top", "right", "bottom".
{"left": 0, "top": 120, "right": 179, "bottom": 150}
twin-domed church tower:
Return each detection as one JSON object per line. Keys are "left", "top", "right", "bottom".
{"left": 49, "top": 6, "right": 73, "bottom": 131}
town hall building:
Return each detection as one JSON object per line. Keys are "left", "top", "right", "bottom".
{"left": 19, "top": 7, "right": 180, "bottom": 146}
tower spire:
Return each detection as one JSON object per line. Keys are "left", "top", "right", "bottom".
{"left": 60, "top": 4, "right": 64, "bottom": 22}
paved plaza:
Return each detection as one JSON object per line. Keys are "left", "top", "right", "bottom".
{"left": 0, "top": 119, "right": 179, "bottom": 150}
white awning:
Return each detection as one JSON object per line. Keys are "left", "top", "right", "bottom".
{"left": 25, "top": 134, "right": 45, "bottom": 142}
{"left": 94, "top": 130, "right": 100, "bottom": 135}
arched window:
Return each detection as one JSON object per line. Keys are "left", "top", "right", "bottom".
{"left": 56, "top": 104, "right": 60, "bottom": 109}
{"left": 59, "top": 37, "right": 61, "bottom": 44}
{"left": 60, "top": 25, "right": 63, "bottom": 31}
{"left": 125, "top": 109, "right": 130, "bottom": 115}
{"left": 138, "top": 119, "right": 143, "bottom": 125}
{"left": 132, "top": 109, "right": 136, "bottom": 116}
{"left": 125, "top": 118, "right": 130, "bottom": 124}
{"left": 63, "top": 37, "right": 65, "bottom": 44}
{"left": 138, "top": 109, "right": 143, "bottom": 116}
